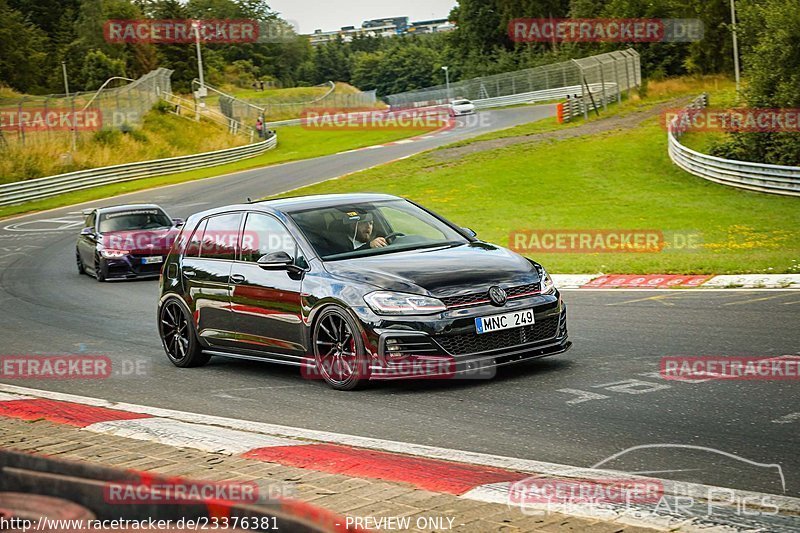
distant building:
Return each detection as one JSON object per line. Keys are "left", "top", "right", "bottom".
{"left": 362, "top": 17, "right": 408, "bottom": 33}
{"left": 407, "top": 18, "right": 454, "bottom": 34}
{"left": 307, "top": 15, "right": 453, "bottom": 46}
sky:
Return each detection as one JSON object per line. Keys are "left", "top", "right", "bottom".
{"left": 266, "top": 0, "right": 458, "bottom": 34}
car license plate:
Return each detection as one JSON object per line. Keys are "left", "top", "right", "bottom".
{"left": 475, "top": 309, "right": 535, "bottom": 334}
{"left": 142, "top": 256, "right": 163, "bottom": 264}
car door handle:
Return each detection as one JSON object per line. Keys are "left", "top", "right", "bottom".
{"left": 230, "top": 274, "right": 246, "bottom": 284}
{"left": 183, "top": 270, "right": 196, "bottom": 278}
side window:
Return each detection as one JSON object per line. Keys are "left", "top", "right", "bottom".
{"left": 200, "top": 213, "right": 242, "bottom": 260}
{"left": 241, "top": 213, "right": 298, "bottom": 263}
{"left": 85, "top": 212, "right": 96, "bottom": 229}
{"left": 185, "top": 219, "right": 207, "bottom": 258}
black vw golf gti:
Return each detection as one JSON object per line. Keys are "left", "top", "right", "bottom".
{"left": 157, "top": 194, "right": 570, "bottom": 390}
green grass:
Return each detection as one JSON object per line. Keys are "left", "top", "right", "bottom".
{"left": 202, "top": 84, "right": 330, "bottom": 107}
{"left": 0, "top": 108, "right": 249, "bottom": 183}
{"left": 0, "top": 124, "right": 438, "bottom": 219}
{"left": 268, "top": 89, "right": 800, "bottom": 275}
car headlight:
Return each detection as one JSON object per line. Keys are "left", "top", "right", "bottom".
{"left": 364, "top": 291, "right": 446, "bottom": 315}
{"left": 100, "top": 249, "right": 130, "bottom": 259}
{"left": 540, "top": 267, "right": 556, "bottom": 294}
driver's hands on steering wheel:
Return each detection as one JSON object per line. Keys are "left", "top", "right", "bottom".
{"left": 369, "top": 237, "right": 388, "bottom": 248}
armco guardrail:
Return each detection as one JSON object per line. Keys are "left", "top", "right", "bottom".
{"left": 668, "top": 95, "right": 800, "bottom": 197}
{"left": 0, "top": 133, "right": 277, "bottom": 207}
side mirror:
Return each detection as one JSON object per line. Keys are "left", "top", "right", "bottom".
{"left": 257, "top": 251, "right": 293, "bottom": 269}
{"left": 172, "top": 218, "right": 184, "bottom": 227}
{"left": 462, "top": 227, "right": 477, "bottom": 238}
{"left": 80, "top": 227, "right": 95, "bottom": 236}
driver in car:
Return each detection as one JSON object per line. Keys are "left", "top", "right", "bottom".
{"left": 348, "top": 213, "right": 388, "bottom": 249}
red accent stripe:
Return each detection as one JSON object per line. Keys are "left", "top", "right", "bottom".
{"left": 0, "top": 399, "right": 151, "bottom": 427}
{"left": 243, "top": 443, "right": 529, "bottom": 495}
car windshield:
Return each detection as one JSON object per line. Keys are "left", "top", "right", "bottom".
{"left": 453, "top": 100, "right": 471, "bottom": 105}
{"left": 98, "top": 209, "right": 172, "bottom": 233}
{"left": 288, "top": 199, "right": 469, "bottom": 260}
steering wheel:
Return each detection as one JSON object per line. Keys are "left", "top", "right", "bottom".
{"left": 384, "top": 232, "right": 406, "bottom": 244}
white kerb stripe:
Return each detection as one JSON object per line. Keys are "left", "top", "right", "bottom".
{"left": 83, "top": 418, "right": 304, "bottom": 455}
{"left": 0, "top": 392, "right": 30, "bottom": 401}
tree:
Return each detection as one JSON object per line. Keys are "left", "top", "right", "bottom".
{"left": 81, "top": 50, "right": 127, "bottom": 89}
{"left": 710, "top": 0, "right": 800, "bottom": 165}
{"left": 0, "top": 0, "right": 48, "bottom": 92}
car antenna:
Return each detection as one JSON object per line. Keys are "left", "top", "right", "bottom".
{"left": 246, "top": 197, "right": 252, "bottom": 203}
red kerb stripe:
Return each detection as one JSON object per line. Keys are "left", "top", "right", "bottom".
{"left": 243, "top": 443, "right": 529, "bottom": 494}
{"left": 0, "top": 399, "right": 151, "bottom": 427}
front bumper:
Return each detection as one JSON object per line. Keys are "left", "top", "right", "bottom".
{"left": 361, "top": 294, "right": 570, "bottom": 380}
{"left": 101, "top": 255, "right": 163, "bottom": 279}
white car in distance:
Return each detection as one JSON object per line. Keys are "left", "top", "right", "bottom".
{"left": 449, "top": 99, "right": 476, "bottom": 116}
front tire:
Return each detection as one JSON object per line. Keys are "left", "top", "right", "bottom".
{"left": 312, "top": 306, "right": 369, "bottom": 391}
{"left": 76, "top": 249, "right": 86, "bottom": 276}
{"left": 94, "top": 254, "right": 106, "bottom": 282}
{"left": 158, "top": 298, "right": 210, "bottom": 368}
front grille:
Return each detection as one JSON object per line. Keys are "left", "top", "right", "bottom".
{"left": 440, "top": 293, "right": 490, "bottom": 308}
{"left": 440, "top": 282, "right": 541, "bottom": 309}
{"left": 433, "top": 315, "right": 560, "bottom": 356}
{"left": 506, "top": 283, "right": 540, "bottom": 297}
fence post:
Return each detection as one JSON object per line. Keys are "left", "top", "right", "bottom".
{"left": 622, "top": 51, "right": 631, "bottom": 98}
{"left": 572, "top": 60, "right": 589, "bottom": 120}
{"left": 18, "top": 98, "right": 25, "bottom": 146}
{"left": 596, "top": 58, "right": 607, "bottom": 111}
{"left": 612, "top": 54, "right": 622, "bottom": 103}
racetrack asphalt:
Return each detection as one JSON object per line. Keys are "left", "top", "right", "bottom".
{"left": 0, "top": 104, "right": 798, "bottom": 498}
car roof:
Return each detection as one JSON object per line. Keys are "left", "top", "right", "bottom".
{"left": 262, "top": 193, "right": 403, "bottom": 212}
{"left": 181, "top": 194, "right": 406, "bottom": 226}
{"left": 93, "top": 204, "right": 166, "bottom": 214}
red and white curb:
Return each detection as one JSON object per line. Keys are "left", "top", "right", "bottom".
{"left": 553, "top": 274, "right": 800, "bottom": 289}
{"left": 0, "top": 384, "right": 798, "bottom": 532}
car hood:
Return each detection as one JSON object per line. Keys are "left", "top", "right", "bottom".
{"left": 324, "top": 242, "right": 540, "bottom": 297}
{"left": 99, "top": 228, "right": 178, "bottom": 255}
